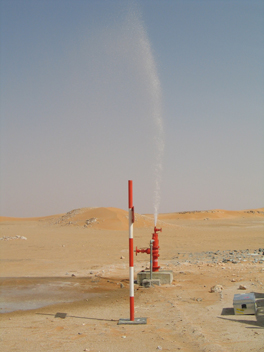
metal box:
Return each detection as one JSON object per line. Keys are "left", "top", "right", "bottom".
{"left": 233, "top": 293, "right": 256, "bottom": 315}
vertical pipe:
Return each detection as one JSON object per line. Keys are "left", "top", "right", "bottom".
{"left": 150, "top": 240, "right": 153, "bottom": 280}
{"left": 128, "top": 180, "right": 134, "bottom": 321}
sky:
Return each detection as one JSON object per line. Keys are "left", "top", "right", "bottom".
{"left": 0, "top": 0, "right": 263, "bottom": 217}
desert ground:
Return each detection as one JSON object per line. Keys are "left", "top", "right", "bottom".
{"left": 0, "top": 207, "right": 263, "bottom": 352}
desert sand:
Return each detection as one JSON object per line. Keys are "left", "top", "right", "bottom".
{"left": 0, "top": 207, "right": 263, "bottom": 352}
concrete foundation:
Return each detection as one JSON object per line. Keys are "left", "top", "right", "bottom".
{"left": 142, "top": 279, "right": 160, "bottom": 288}
{"left": 118, "top": 317, "right": 148, "bottom": 325}
{"left": 137, "top": 270, "right": 173, "bottom": 286}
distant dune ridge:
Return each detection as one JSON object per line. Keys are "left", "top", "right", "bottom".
{"left": 158, "top": 208, "right": 264, "bottom": 220}
{"left": 0, "top": 207, "right": 263, "bottom": 230}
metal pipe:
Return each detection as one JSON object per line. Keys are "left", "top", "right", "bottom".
{"left": 136, "top": 227, "right": 162, "bottom": 272}
{"left": 150, "top": 240, "right": 154, "bottom": 280}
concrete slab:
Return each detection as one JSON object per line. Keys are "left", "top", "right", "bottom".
{"left": 137, "top": 270, "right": 173, "bottom": 286}
{"left": 142, "top": 279, "right": 160, "bottom": 288}
{"left": 118, "top": 317, "right": 148, "bottom": 325}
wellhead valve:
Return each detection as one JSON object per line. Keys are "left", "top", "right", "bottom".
{"left": 135, "top": 226, "right": 162, "bottom": 272}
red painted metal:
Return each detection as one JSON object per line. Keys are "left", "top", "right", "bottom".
{"left": 135, "top": 226, "right": 162, "bottom": 272}
{"left": 130, "top": 296, "right": 134, "bottom": 321}
{"left": 128, "top": 180, "right": 133, "bottom": 209}
{"left": 131, "top": 206, "right": 135, "bottom": 223}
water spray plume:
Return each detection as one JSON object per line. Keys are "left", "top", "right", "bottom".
{"left": 89, "top": 5, "right": 164, "bottom": 223}
{"left": 127, "top": 8, "right": 164, "bottom": 226}
{"left": 89, "top": 4, "right": 164, "bottom": 222}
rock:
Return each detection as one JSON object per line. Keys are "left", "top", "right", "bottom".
{"left": 120, "top": 256, "right": 125, "bottom": 259}
{"left": 85, "top": 218, "right": 97, "bottom": 225}
{"left": 120, "top": 283, "right": 124, "bottom": 288}
{"left": 210, "top": 285, "right": 223, "bottom": 293}
{"left": 157, "top": 346, "right": 162, "bottom": 350}
{"left": 238, "top": 285, "right": 247, "bottom": 290}
{"left": 0, "top": 235, "right": 27, "bottom": 241}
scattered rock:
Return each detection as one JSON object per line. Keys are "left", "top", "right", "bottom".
{"left": 85, "top": 218, "right": 97, "bottom": 225}
{"left": 172, "top": 248, "right": 264, "bottom": 265}
{"left": 210, "top": 285, "right": 223, "bottom": 293}
{"left": 238, "top": 285, "right": 247, "bottom": 290}
{"left": 120, "top": 256, "right": 125, "bottom": 259}
{"left": 120, "top": 283, "right": 124, "bottom": 288}
{"left": 0, "top": 235, "right": 27, "bottom": 241}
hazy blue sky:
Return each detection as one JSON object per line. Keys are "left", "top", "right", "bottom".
{"left": 1, "top": 0, "right": 263, "bottom": 217}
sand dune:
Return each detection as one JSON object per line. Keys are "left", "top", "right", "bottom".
{"left": 0, "top": 207, "right": 150, "bottom": 230}
{"left": 42, "top": 207, "right": 155, "bottom": 230}
{"left": 158, "top": 208, "right": 264, "bottom": 220}
{"left": 1, "top": 207, "right": 263, "bottom": 228}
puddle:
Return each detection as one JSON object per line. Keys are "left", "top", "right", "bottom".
{"left": 0, "top": 277, "right": 103, "bottom": 313}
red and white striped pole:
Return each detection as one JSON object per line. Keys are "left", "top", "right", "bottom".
{"left": 128, "top": 180, "right": 134, "bottom": 321}
{"left": 118, "top": 181, "right": 147, "bottom": 325}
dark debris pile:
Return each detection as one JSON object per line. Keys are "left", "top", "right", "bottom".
{"left": 173, "top": 248, "right": 264, "bottom": 265}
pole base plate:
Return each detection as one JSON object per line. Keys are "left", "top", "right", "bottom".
{"left": 118, "top": 317, "right": 148, "bottom": 325}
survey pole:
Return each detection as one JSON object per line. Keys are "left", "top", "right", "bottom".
{"left": 128, "top": 180, "right": 134, "bottom": 321}
{"left": 118, "top": 181, "right": 147, "bottom": 325}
